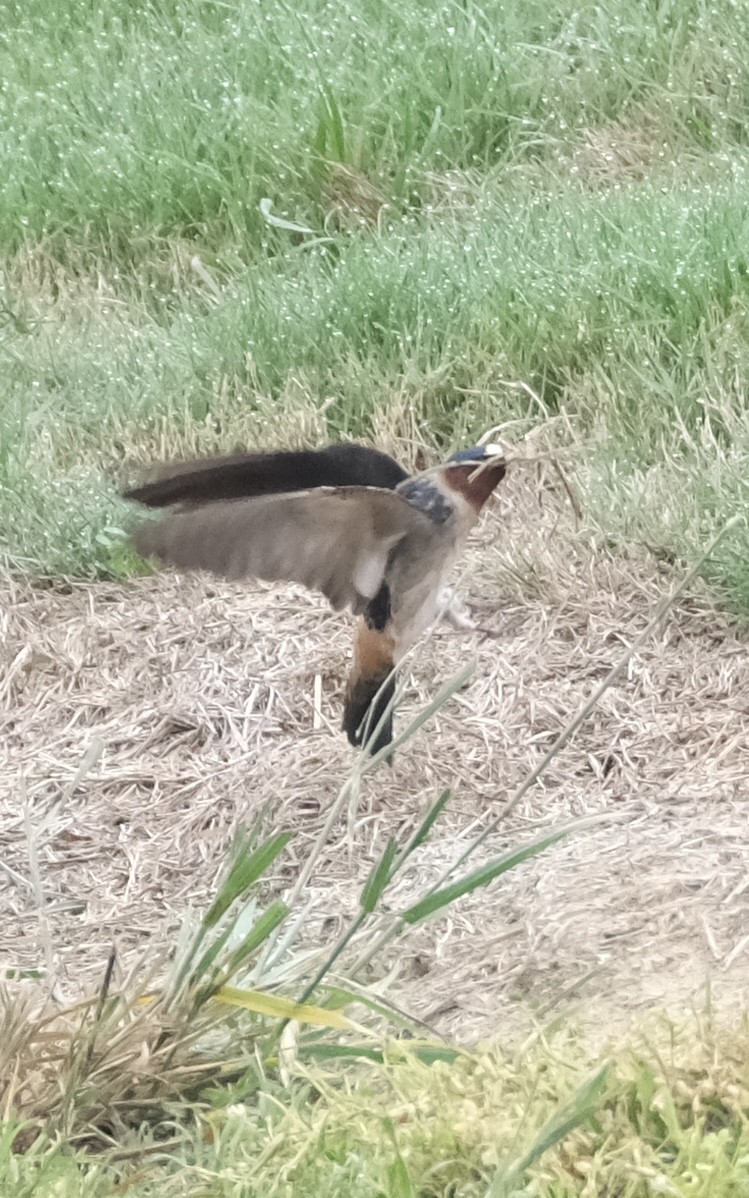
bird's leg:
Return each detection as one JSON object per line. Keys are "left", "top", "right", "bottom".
{"left": 438, "top": 587, "right": 501, "bottom": 639}
{"left": 439, "top": 586, "right": 478, "bottom": 631}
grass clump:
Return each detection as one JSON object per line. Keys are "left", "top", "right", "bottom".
{"left": 0, "top": 790, "right": 604, "bottom": 1193}
{"left": 3, "top": 1009, "right": 749, "bottom": 1197}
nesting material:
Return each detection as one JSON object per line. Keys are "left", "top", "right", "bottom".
{"left": 2, "top": 468, "right": 749, "bottom": 1042}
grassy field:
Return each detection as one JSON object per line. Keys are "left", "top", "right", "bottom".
{"left": 4, "top": 0, "right": 749, "bottom": 1191}
{"left": 3, "top": 0, "right": 749, "bottom": 599}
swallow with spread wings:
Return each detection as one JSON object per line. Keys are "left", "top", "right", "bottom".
{"left": 124, "top": 441, "right": 507, "bottom": 756}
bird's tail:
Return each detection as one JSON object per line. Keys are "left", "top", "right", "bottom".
{"left": 343, "top": 622, "right": 397, "bottom": 756}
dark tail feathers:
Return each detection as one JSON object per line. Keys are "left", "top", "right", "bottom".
{"left": 342, "top": 671, "right": 396, "bottom": 757}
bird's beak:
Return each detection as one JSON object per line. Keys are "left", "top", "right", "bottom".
{"left": 467, "top": 446, "right": 507, "bottom": 482}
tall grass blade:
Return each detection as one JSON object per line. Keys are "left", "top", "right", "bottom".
{"left": 487, "top": 1064, "right": 609, "bottom": 1196}
{"left": 220, "top": 902, "right": 290, "bottom": 980}
{"left": 202, "top": 831, "right": 292, "bottom": 929}
{"left": 174, "top": 829, "right": 292, "bottom": 991}
{"left": 394, "top": 788, "right": 452, "bottom": 867}
{"left": 321, "top": 85, "right": 346, "bottom": 162}
{"left": 361, "top": 662, "right": 474, "bottom": 771}
{"left": 361, "top": 838, "right": 398, "bottom": 914}
{"left": 384, "top": 1142, "right": 417, "bottom": 1198}
{"left": 187, "top": 923, "right": 236, "bottom": 990}
{"left": 184, "top": 903, "right": 290, "bottom": 1010}
{"left": 400, "top": 820, "right": 592, "bottom": 925}
{"left": 323, "top": 984, "right": 450, "bottom": 1039}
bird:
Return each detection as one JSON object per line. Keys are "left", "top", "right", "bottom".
{"left": 123, "top": 442, "right": 507, "bottom": 756}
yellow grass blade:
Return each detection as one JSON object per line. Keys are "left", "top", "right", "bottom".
{"left": 213, "top": 985, "right": 352, "bottom": 1030}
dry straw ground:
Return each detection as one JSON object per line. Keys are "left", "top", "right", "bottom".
{"left": 3, "top": 465, "right": 749, "bottom": 1044}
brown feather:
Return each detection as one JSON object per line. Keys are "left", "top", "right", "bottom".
{"left": 442, "top": 458, "right": 507, "bottom": 512}
{"left": 342, "top": 621, "right": 397, "bottom": 754}
{"left": 132, "top": 486, "right": 434, "bottom": 613}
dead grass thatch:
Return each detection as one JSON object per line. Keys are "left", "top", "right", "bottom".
{"left": 3, "top": 466, "right": 749, "bottom": 1048}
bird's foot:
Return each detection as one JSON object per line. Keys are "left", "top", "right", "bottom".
{"left": 439, "top": 589, "right": 501, "bottom": 639}
{"left": 441, "top": 596, "right": 478, "bottom": 631}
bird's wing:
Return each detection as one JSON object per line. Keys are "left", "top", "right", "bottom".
{"left": 131, "top": 486, "right": 435, "bottom": 612}
{"left": 123, "top": 444, "right": 409, "bottom": 508}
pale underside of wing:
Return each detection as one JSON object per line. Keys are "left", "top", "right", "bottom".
{"left": 132, "top": 486, "right": 437, "bottom": 613}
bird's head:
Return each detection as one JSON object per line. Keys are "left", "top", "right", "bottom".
{"left": 442, "top": 444, "right": 507, "bottom": 511}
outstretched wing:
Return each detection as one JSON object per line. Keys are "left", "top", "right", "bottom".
{"left": 131, "top": 486, "right": 435, "bottom": 613}
{"left": 123, "top": 444, "right": 409, "bottom": 509}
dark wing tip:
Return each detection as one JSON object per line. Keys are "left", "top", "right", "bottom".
{"left": 122, "top": 481, "right": 171, "bottom": 508}
{"left": 122, "top": 444, "right": 410, "bottom": 509}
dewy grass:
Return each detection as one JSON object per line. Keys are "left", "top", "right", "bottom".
{"left": 4, "top": 0, "right": 749, "bottom": 258}
{"left": 5, "top": 0, "right": 749, "bottom": 599}
{"left": 4, "top": 164, "right": 749, "bottom": 595}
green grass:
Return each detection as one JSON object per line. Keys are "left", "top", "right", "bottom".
{"left": 2, "top": 808, "right": 746, "bottom": 1195}
{"left": 5, "top": 163, "right": 749, "bottom": 593}
{"left": 4, "top": 1014, "right": 749, "bottom": 1197}
{"left": 4, "top": 4, "right": 749, "bottom": 596}
{"left": 3, "top": 0, "right": 749, "bottom": 595}
{"left": 5, "top": 0, "right": 749, "bottom": 261}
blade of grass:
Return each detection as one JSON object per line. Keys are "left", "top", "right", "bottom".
{"left": 393, "top": 788, "right": 453, "bottom": 869}
{"left": 175, "top": 829, "right": 292, "bottom": 990}
{"left": 322, "top": 982, "right": 456, "bottom": 1040}
{"left": 215, "top": 902, "right": 291, "bottom": 986}
{"left": 187, "top": 902, "right": 291, "bottom": 1012}
{"left": 202, "top": 832, "right": 292, "bottom": 929}
{"left": 487, "top": 1064, "right": 610, "bottom": 1196}
{"left": 213, "top": 985, "right": 352, "bottom": 1029}
{"left": 359, "top": 661, "right": 474, "bottom": 772}
{"left": 361, "top": 838, "right": 398, "bottom": 914}
{"left": 399, "top": 820, "right": 595, "bottom": 925}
